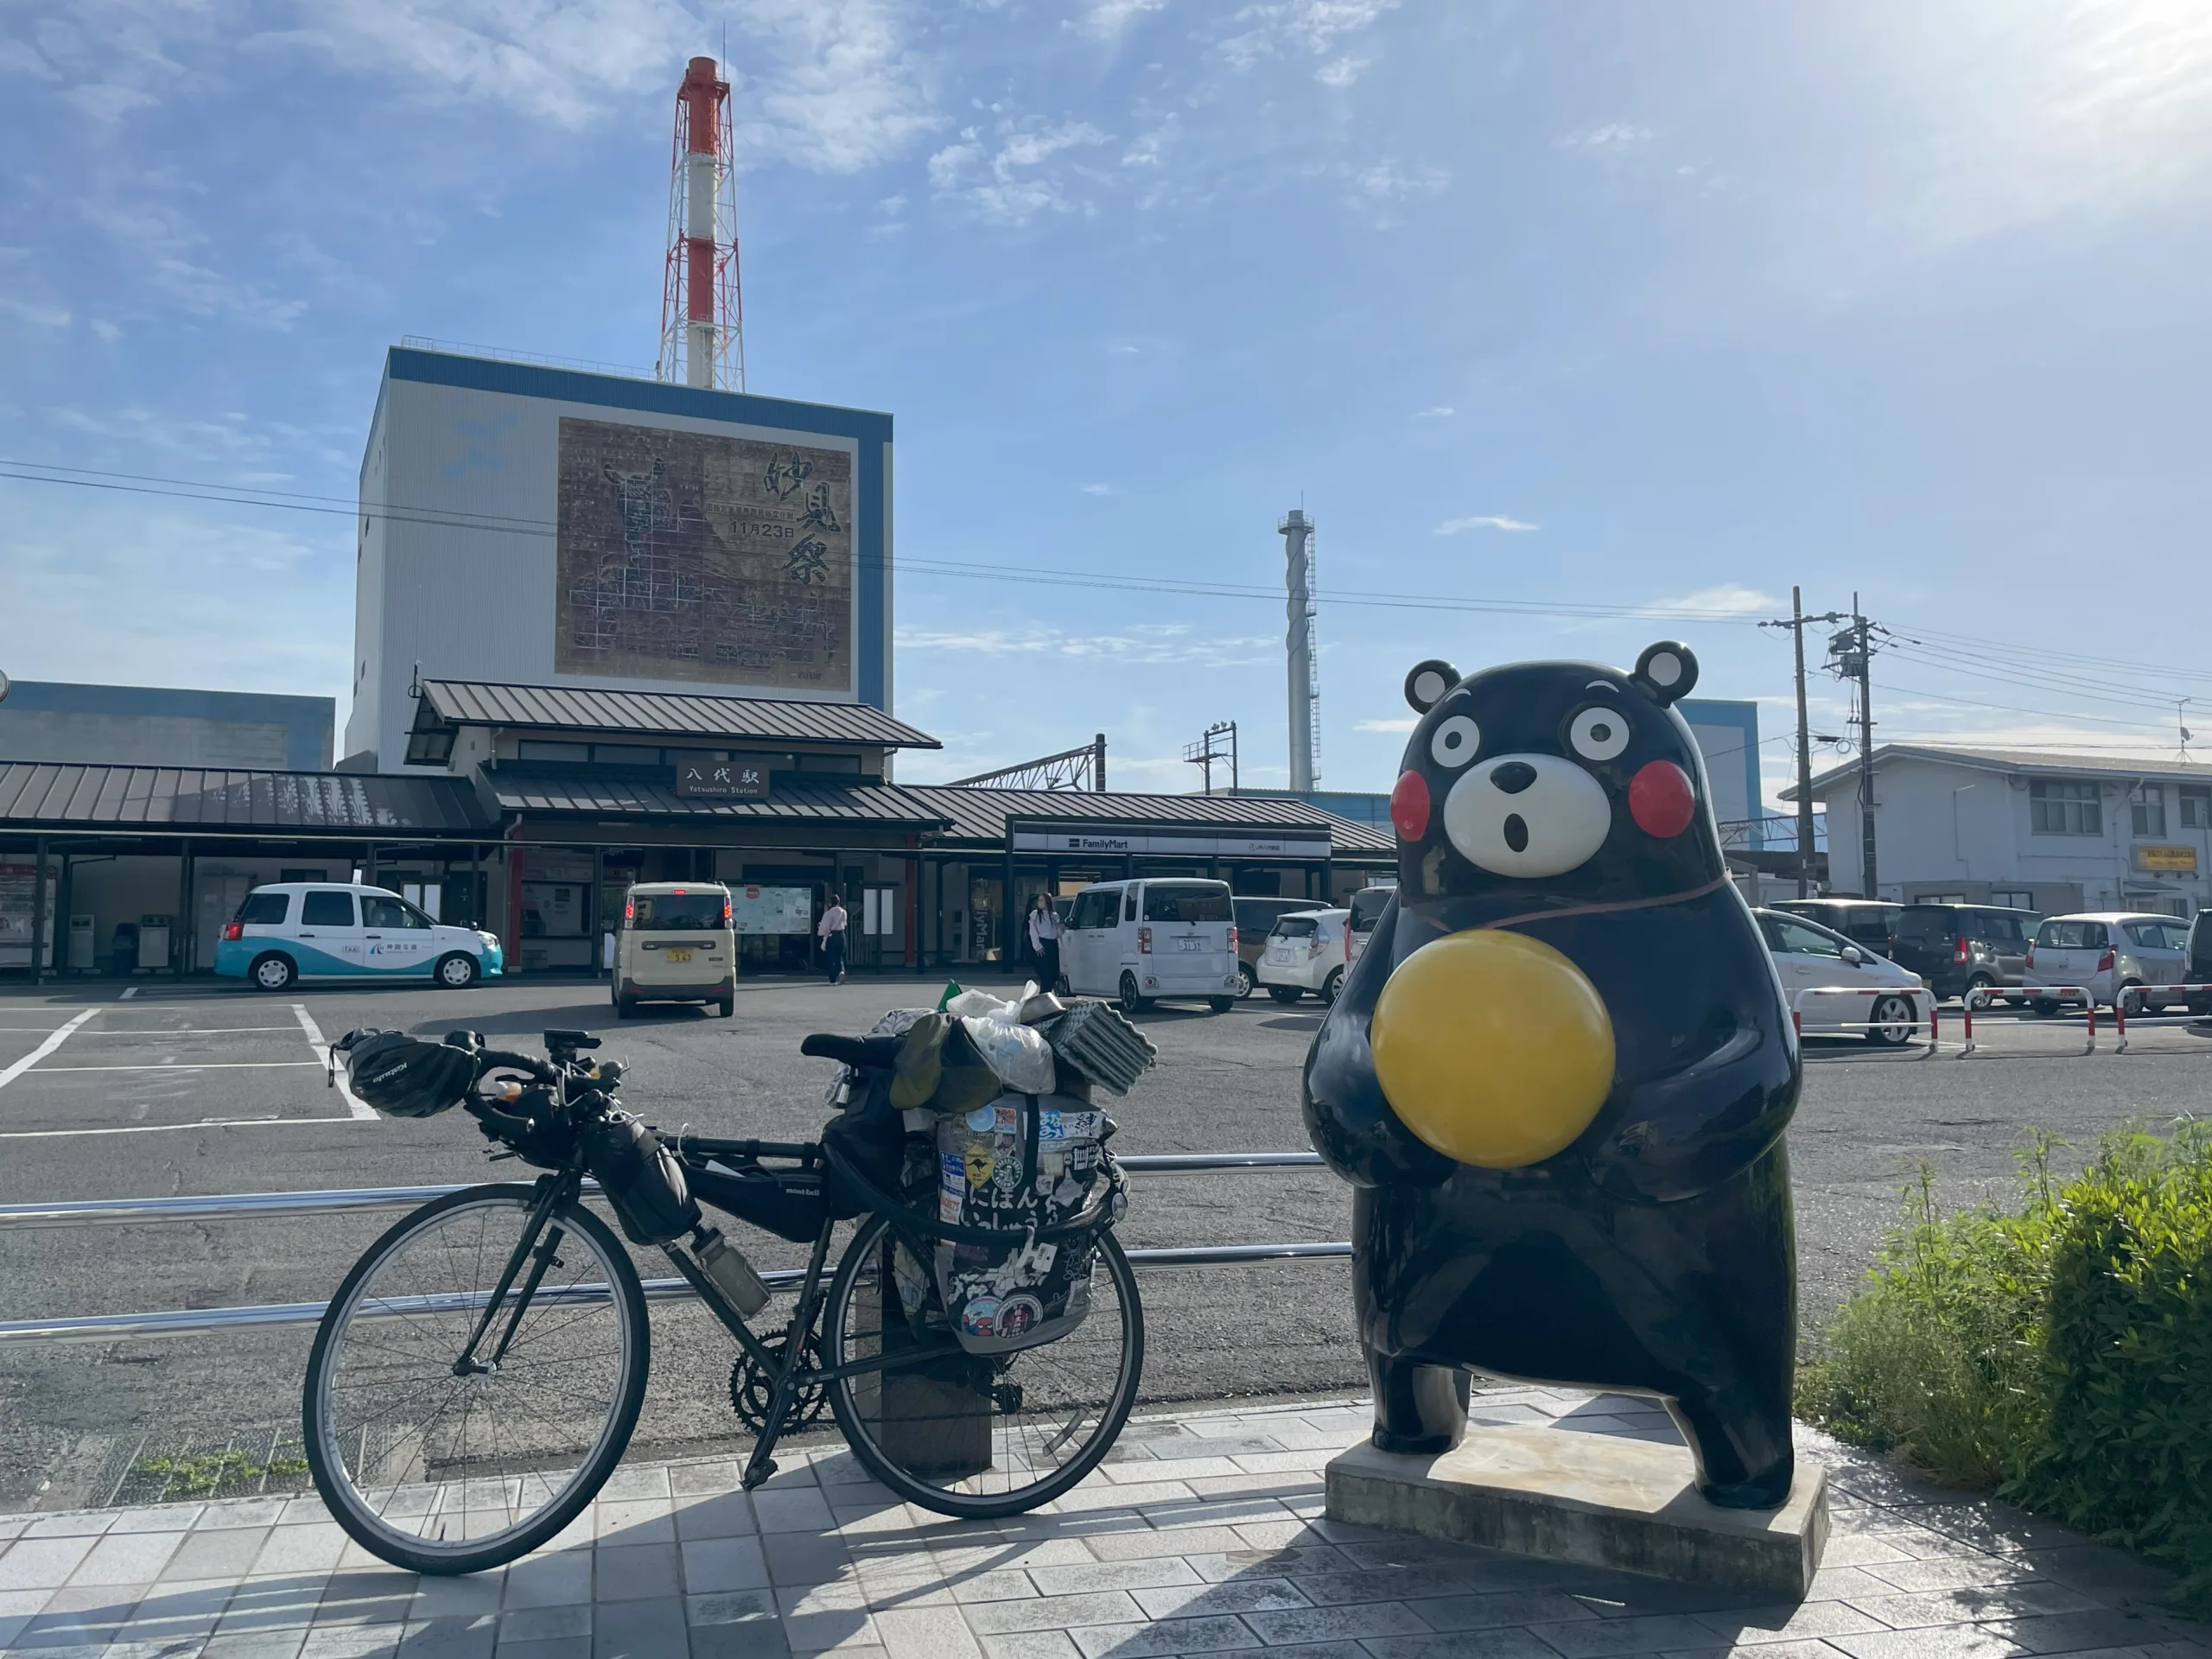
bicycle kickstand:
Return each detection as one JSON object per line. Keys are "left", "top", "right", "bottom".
{"left": 741, "top": 1372, "right": 795, "bottom": 1491}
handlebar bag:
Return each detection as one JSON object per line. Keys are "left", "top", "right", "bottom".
{"left": 932, "top": 1091, "right": 1116, "bottom": 1355}
{"left": 340, "top": 1032, "right": 476, "bottom": 1118}
{"left": 582, "top": 1112, "right": 702, "bottom": 1245}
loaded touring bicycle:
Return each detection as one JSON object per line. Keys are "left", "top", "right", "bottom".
{"left": 307, "top": 1012, "right": 1147, "bottom": 1574}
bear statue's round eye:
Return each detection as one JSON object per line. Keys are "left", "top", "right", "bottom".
{"left": 1429, "top": 715, "right": 1481, "bottom": 768}
{"left": 1568, "top": 705, "right": 1630, "bottom": 762}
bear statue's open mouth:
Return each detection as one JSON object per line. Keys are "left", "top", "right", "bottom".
{"left": 1441, "top": 753, "right": 1611, "bottom": 878}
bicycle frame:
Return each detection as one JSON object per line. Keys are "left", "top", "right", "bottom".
{"left": 466, "top": 1136, "right": 975, "bottom": 1494}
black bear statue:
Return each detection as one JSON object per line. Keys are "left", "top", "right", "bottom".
{"left": 1303, "top": 643, "right": 1802, "bottom": 1510}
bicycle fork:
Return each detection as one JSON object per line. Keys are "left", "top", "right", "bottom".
{"left": 659, "top": 1218, "right": 838, "bottom": 1492}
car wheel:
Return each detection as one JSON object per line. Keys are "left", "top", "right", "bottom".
{"left": 613, "top": 988, "right": 635, "bottom": 1019}
{"left": 2030, "top": 999, "right": 2062, "bottom": 1016}
{"left": 250, "top": 953, "right": 296, "bottom": 993}
{"left": 1865, "top": 994, "right": 1916, "bottom": 1046}
{"left": 1963, "top": 973, "right": 1994, "bottom": 1007}
{"left": 1267, "top": 986, "right": 1303, "bottom": 1004}
{"left": 717, "top": 995, "right": 734, "bottom": 1018}
{"left": 1118, "top": 973, "right": 1150, "bottom": 1015}
{"left": 434, "top": 951, "right": 479, "bottom": 989}
{"left": 1208, "top": 996, "right": 1234, "bottom": 1014}
{"left": 1236, "top": 962, "right": 1257, "bottom": 1000}
{"left": 2118, "top": 982, "right": 2146, "bottom": 1018}
{"left": 1320, "top": 968, "right": 1345, "bottom": 1007}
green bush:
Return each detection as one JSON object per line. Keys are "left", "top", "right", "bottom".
{"left": 1797, "top": 1122, "right": 2212, "bottom": 1604}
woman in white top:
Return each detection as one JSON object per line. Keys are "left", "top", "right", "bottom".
{"left": 818, "top": 893, "right": 848, "bottom": 984}
{"left": 1027, "top": 893, "right": 1064, "bottom": 993}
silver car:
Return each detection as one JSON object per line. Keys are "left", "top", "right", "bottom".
{"left": 2024, "top": 912, "right": 2190, "bottom": 1012}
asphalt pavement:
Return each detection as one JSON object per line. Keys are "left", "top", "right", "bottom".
{"left": 1, "top": 970, "right": 2206, "bottom": 1511}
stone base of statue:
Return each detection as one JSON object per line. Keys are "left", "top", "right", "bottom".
{"left": 1325, "top": 1424, "right": 1828, "bottom": 1602}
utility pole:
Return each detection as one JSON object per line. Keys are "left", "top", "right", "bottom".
{"left": 1826, "top": 596, "right": 1880, "bottom": 900}
{"left": 1182, "top": 721, "right": 1239, "bottom": 795}
{"left": 1759, "top": 594, "right": 1844, "bottom": 899}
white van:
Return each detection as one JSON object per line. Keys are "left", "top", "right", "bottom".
{"left": 214, "top": 883, "right": 504, "bottom": 992}
{"left": 613, "top": 882, "right": 736, "bottom": 1018}
{"left": 1059, "top": 879, "right": 1241, "bottom": 1014}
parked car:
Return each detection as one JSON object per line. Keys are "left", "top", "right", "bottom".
{"left": 2188, "top": 912, "right": 2212, "bottom": 1015}
{"left": 1753, "top": 907, "right": 1926, "bottom": 1046}
{"left": 1766, "top": 899, "right": 1904, "bottom": 957}
{"left": 1344, "top": 884, "right": 1395, "bottom": 969}
{"left": 1231, "top": 896, "right": 1328, "bottom": 998}
{"left": 1060, "top": 879, "right": 1242, "bottom": 1014}
{"left": 215, "top": 882, "right": 504, "bottom": 993}
{"left": 613, "top": 881, "right": 735, "bottom": 1018}
{"left": 1887, "top": 904, "right": 2040, "bottom": 1003}
{"left": 1255, "top": 908, "right": 1351, "bottom": 1005}
{"left": 2025, "top": 912, "right": 2190, "bottom": 1013}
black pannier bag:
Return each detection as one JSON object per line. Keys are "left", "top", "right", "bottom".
{"left": 582, "top": 1112, "right": 702, "bottom": 1245}
{"left": 340, "top": 1032, "right": 476, "bottom": 1119}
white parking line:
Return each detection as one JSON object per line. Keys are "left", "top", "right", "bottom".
{"left": 0, "top": 1116, "right": 379, "bottom": 1140}
{"left": 68, "top": 1027, "right": 303, "bottom": 1036}
{"left": 0, "top": 1009, "right": 100, "bottom": 1090}
{"left": 120, "top": 986, "right": 137, "bottom": 1000}
{"left": 293, "top": 1003, "right": 376, "bottom": 1120}
{"left": 31, "top": 1062, "right": 327, "bottom": 1072}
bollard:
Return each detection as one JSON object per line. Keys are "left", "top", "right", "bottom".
{"left": 2115, "top": 998, "right": 2127, "bottom": 1054}
{"left": 2084, "top": 1003, "right": 2097, "bottom": 1055}
{"left": 1959, "top": 995, "right": 1976, "bottom": 1058}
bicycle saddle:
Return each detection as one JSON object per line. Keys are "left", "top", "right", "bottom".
{"left": 800, "top": 1033, "right": 904, "bottom": 1070}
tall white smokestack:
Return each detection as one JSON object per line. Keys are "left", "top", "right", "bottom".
{"left": 1281, "top": 509, "right": 1318, "bottom": 792}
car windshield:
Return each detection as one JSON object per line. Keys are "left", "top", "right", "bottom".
{"left": 1141, "top": 882, "right": 1230, "bottom": 923}
{"left": 1270, "top": 917, "right": 1319, "bottom": 939}
{"left": 1349, "top": 890, "right": 1393, "bottom": 931}
{"left": 1893, "top": 909, "right": 1956, "bottom": 940}
{"left": 235, "top": 892, "right": 289, "bottom": 925}
{"left": 2037, "top": 920, "right": 2107, "bottom": 950}
{"left": 631, "top": 893, "right": 726, "bottom": 930}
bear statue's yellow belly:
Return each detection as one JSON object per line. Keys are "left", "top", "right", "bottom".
{"left": 1368, "top": 929, "right": 1617, "bottom": 1169}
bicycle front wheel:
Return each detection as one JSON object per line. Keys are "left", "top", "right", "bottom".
{"left": 823, "top": 1212, "right": 1144, "bottom": 1518}
{"left": 303, "top": 1184, "right": 649, "bottom": 1574}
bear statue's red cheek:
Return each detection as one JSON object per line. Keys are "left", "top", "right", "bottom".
{"left": 1629, "top": 760, "right": 1696, "bottom": 838}
{"left": 1391, "top": 770, "right": 1431, "bottom": 840}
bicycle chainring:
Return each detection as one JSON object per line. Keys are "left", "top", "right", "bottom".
{"left": 730, "top": 1333, "right": 828, "bottom": 1434}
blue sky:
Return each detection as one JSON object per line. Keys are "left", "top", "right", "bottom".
{"left": 6, "top": 1, "right": 2212, "bottom": 804}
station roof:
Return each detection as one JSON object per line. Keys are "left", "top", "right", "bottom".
{"left": 484, "top": 767, "right": 950, "bottom": 830}
{"left": 0, "top": 763, "right": 486, "bottom": 833}
{"left": 899, "top": 785, "right": 1395, "bottom": 855}
{"left": 411, "top": 680, "right": 940, "bottom": 751}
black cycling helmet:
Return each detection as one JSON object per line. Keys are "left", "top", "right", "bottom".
{"left": 340, "top": 1030, "right": 477, "bottom": 1119}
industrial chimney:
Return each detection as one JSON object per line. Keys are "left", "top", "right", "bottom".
{"left": 1281, "top": 509, "right": 1319, "bottom": 792}
{"left": 657, "top": 57, "right": 746, "bottom": 391}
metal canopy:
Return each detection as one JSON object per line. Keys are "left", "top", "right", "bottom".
{"left": 410, "top": 680, "right": 940, "bottom": 751}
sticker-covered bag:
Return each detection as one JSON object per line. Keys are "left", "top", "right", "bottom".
{"left": 933, "top": 1092, "right": 1113, "bottom": 1354}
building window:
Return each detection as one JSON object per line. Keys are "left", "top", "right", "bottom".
{"left": 2131, "top": 784, "right": 2166, "bottom": 838}
{"left": 2183, "top": 786, "right": 2210, "bottom": 830}
{"left": 2029, "top": 779, "right": 2101, "bottom": 836}
{"left": 1991, "top": 888, "right": 2033, "bottom": 909}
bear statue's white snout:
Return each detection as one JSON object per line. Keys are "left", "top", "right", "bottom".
{"left": 1441, "top": 753, "right": 1613, "bottom": 879}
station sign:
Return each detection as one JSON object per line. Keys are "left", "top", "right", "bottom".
{"left": 677, "top": 761, "right": 770, "bottom": 800}
{"left": 1010, "top": 829, "right": 1332, "bottom": 859}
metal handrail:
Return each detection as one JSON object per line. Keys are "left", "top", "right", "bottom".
{"left": 0, "top": 1154, "right": 1326, "bottom": 1231}
{"left": 0, "top": 1151, "right": 1344, "bottom": 1344}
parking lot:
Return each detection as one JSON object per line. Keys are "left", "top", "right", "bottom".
{"left": 2, "top": 971, "right": 2207, "bottom": 1511}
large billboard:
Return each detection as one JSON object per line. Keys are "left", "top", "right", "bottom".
{"left": 554, "top": 417, "right": 852, "bottom": 691}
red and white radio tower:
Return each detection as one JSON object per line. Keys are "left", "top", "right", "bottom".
{"left": 656, "top": 56, "right": 746, "bottom": 391}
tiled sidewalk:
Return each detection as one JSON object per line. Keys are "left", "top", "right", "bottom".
{"left": 1, "top": 1391, "right": 2203, "bottom": 1659}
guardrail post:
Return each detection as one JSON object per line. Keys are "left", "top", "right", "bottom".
{"left": 2115, "top": 998, "right": 2128, "bottom": 1054}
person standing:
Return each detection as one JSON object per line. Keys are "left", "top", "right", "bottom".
{"left": 818, "top": 893, "right": 849, "bottom": 984}
{"left": 1027, "top": 893, "right": 1064, "bottom": 993}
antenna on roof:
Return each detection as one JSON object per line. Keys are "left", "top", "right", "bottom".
{"left": 2178, "top": 698, "right": 2194, "bottom": 764}
{"left": 409, "top": 662, "right": 421, "bottom": 699}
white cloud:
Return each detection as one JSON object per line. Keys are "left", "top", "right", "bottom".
{"left": 1413, "top": 404, "right": 1453, "bottom": 418}
{"left": 0, "top": 297, "right": 72, "bottom": 330}
{"left": 0, "top": 38, "right": 58, "bottom": 79}
{"left": 1433, "top": 514, "right": 1537, "bottom": 534}
{"left": 1354, "top": 716, "right": 1416, "bottom": 733}
{"left": 56, "top": 82, "right": 161, "bottom": 119}
{"left": 898, "top": 622, "right": 1273, "bottom": 669}
{"left": 1649, "top": 583, "right": 1777, "bottom": 619}
{"left": 1313, "top": 55, "right": 1365, "bottom": 86}
{"left": 1220, "top": 0, "right": 1397, "bottom": 70}
{"left": 1343, "top": 159, "right": 1448, "bottom": 223}
{"left": 927, "top": 118, "right": 1112, "bottom": 223}
{"left": 1077, "top": 0, "right": 1165, "bottom": 41}
{"left": 1077, "top": 482, "right": 1119, "bottom": 495}
{"left": 1558, "top": 122, "right": 1654, "bottom": 152}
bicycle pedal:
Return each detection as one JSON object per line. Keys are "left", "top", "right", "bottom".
{"left": 740, "top": 1459, "right": 778, "bottom": 1491}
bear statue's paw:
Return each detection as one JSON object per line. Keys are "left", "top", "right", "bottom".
{"left": 1697, "top": 1465, "right": 1796, "bottom": 1511}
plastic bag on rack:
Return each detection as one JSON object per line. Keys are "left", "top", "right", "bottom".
{"left": 944, "top": 982, "right": 1058, "bottom": 1095}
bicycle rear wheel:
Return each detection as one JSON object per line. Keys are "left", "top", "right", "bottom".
{"left": 822, "top": 1212, "right": 1144, "bottom": 1518}
{"left": 303, "top": 1184, "right": 649, "bottom": 1574}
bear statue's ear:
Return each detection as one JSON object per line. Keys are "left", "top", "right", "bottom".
{"left": 1404, "top": 660, "right": 1459, "bottom": 714}
{"left": 1630, "top": 642, "right": 1698, "bottom": 707}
